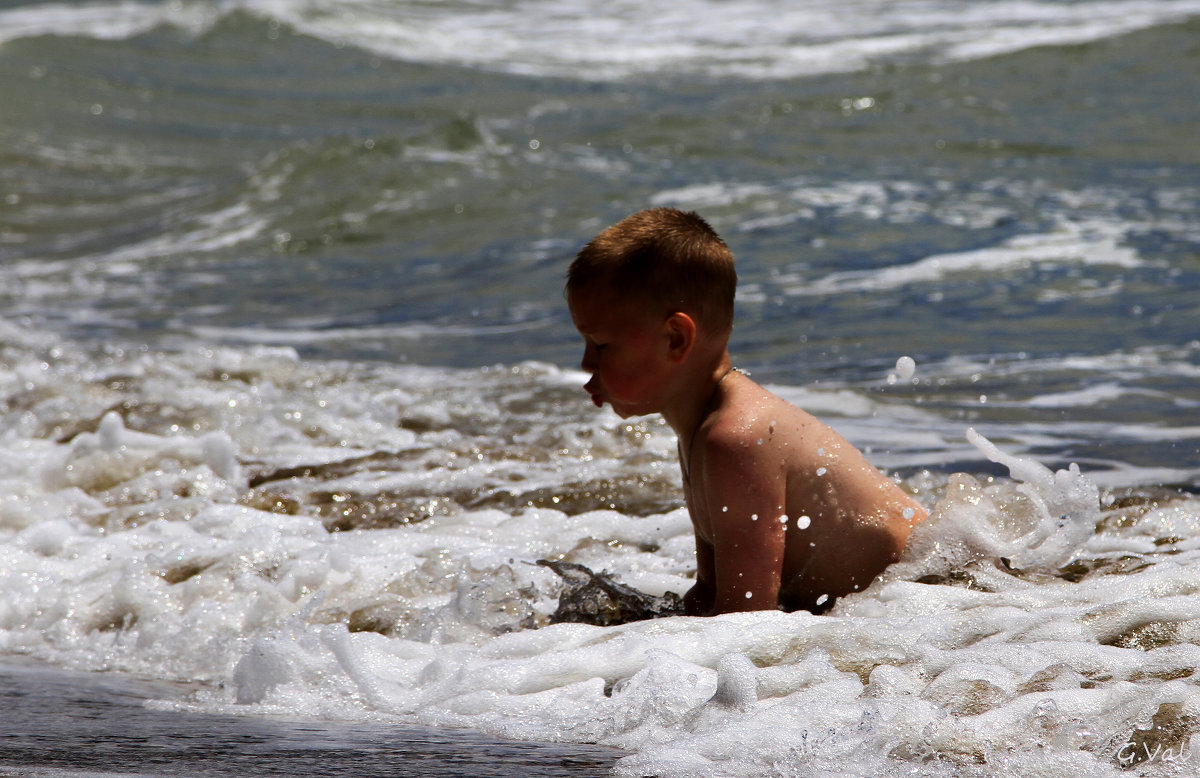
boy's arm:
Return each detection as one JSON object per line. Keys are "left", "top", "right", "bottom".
{"left": 684, "top": 535, "right": 715, "bottom": 616}
{"left": 696, "top": 435, "right": 789, "bottom": 614}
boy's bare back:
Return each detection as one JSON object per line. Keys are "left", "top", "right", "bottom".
{"left": 682, "top": 370, "right": 924, "bottom": 615}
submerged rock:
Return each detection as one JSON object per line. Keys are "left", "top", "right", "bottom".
{"left": 537, "top": 559, "right": 685, "bottom": 626}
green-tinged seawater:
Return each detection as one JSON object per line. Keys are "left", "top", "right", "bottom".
{"left": 1, "top": 12, "right": 1196, "bottom": 373}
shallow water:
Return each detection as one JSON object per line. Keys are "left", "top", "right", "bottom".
{"left": 2, "top": 1, "right": 1199, "bottom": 776}
{"left": 0, "top": 661, "right": 621, "bottom": 776}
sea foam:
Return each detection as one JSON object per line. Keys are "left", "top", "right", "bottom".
{"left": 4, "top": 0, "right": 1200, "bottom": 80}
{"left": 3, "top": 321, "right": 1200, "bottom": 776}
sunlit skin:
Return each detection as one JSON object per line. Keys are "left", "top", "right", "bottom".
{"left": 568, "top": 286, "right": 927, "bottom": 615}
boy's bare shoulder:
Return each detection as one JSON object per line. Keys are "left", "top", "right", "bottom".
{"left": 703, "top": 378, "right": 893, "bottom": 508}
{"left": 706, "top": 378, "right": 831, "bottom": 462}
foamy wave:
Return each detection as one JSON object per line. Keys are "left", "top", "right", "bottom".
{"left": 0, "top": 0, "right": 223, "bottom": 45}
{"left": 788, "top": 217, "right": 1142, "bottom": 296}
{"left": 3, "top": 319, "right": 1200, "bottom": 776}
{"left": 191, "top": 319, "right": 555, "bottom": 345}
{"left": 3, "top": 0, "right": 1199, "bottom": 79}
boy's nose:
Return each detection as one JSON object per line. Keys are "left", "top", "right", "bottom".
{"left": 580, "top": 344, "right": 597, "bottom": 373}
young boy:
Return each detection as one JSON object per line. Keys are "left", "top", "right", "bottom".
{"left": 566, "top": 207, "right": 927, "bottom": 616}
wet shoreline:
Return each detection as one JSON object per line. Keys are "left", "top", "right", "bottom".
{"left": 0, "top": 661, "right": 622, "bottom": 777}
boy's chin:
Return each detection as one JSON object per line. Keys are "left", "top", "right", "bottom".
{"left": 590, "top": 392, "right": 656, "bottom": 419}
{"left": 610, "top": 404, "right": 653, "bottom": 420}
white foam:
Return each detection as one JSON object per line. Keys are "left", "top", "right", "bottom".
{"left": 0, "top": 1, "right": 211, "bottom": 45}
{"left": 787, "top": 217, "right": 1142, "bottom": 297}
{"left": 3, "top": 321, "right": 1200, "bottom": 777}
{"left": 224, "top": 0, "right": 1200, "bottom": 81}
{"left": 4, "top": 0, "right": 1200, "bottom": 80}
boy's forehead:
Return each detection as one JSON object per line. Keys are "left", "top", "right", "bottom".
{"left": 570, "top": 281, "right": 613, "bottom": 303}
{"left": 568, "top": 287, "right": 614, "bottom": 328}
{"left": 569, "top": 286, "right": 652, "bottom": 329}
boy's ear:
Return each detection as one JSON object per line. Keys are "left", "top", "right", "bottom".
{"left": 664, "top": 312, "right": 697, "bottom": 363}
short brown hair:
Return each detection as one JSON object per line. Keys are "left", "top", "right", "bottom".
{"left": 567, "top": 208, "right": 736, "bottom": 334}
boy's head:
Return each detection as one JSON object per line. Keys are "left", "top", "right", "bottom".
{"left": 566, "top": 208, "right": 736, "bottom": 336}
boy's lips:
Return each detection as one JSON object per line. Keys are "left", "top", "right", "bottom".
{"left": 583, "top": 379, "right": 604, "bottom": 407}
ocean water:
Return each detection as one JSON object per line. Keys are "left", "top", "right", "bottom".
{"left": 1, "top": 1, "right": 1199, "bottom": 775}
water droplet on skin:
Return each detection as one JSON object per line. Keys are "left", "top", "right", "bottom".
{"left": 816, "top": 447, "right": 825, "bottom": 457}
{"left": 745, "top": 591, "right": 753, "bottom": 599}
{"left": 722, "top": 506, "right": 728, "bottom": 512}
{"left": 903, "top": 507, "right": 915, "bottom": 520}
{"left": 751, "top": 514, "right": 758, "bottom": 521}
{"left": 816, "top": 594, "right": 829, "bottom": 606}
{"left": 816, "top": 466, "right": 827, "bottom": 476}
{"left": 797, "top": 515, "right": 811, "bottom": 529}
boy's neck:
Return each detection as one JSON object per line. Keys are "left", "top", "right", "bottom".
{"left": 662, "top": 350, "right": 734, "bottom": 452}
